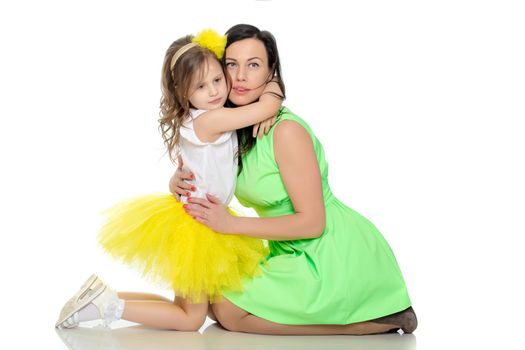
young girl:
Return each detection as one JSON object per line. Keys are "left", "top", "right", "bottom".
{"left": 55, "top": 29, "right": 283, "bottom": 331}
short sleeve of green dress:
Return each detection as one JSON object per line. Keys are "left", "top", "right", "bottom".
{"left": 222, "top": 107, "right": 412, "bottom": 325}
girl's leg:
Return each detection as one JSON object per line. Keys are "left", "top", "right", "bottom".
{"left": 121, "top": 295, "right": 209, "bottom": 331}
{"left": 118, "top": 291, "right": 172, "bottom": 302}
{"left": 60, "top": 285, "right": 208, "bottom": 331}
{"left": 212, "top": 299, "right": 398, "bottom": 335}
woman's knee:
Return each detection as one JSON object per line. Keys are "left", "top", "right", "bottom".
{"left": 211, "top": 301, "right": 244, "bottom": 332}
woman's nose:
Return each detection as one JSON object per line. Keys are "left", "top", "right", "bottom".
{"left": 236, "top": 66, "right": 247, "bottom": 81}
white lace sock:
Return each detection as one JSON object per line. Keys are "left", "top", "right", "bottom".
{"left": 78, "top": 303, "right": 100, "bottom": 322}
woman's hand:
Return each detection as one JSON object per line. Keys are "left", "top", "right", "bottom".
{"left": 183, "top": 194, "right": 236, "bottom": 234}
{"left": 169, "top": 156, "right": 196, "bottom": 201}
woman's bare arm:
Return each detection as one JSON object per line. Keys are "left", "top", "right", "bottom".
{"left": 227, "top": 120, "right": 326, "bottom": 240}
{"left": 184, "top": 120, "right": 325, "bottom": 240}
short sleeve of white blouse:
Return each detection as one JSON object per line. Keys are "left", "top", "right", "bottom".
{"left": 179, "top": 108, "right": 238, "bottom": 205}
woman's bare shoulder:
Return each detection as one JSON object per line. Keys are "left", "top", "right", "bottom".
{"left": 273, "top": 119, "right": 309, "bottom": 141}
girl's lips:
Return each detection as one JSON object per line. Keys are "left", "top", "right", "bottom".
{"left": 209, "top": 97, "right": 222, "bottom": 104}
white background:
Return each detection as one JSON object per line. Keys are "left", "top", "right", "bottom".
{"left": 1, "top": 0, "right": 524, "bottom": 348}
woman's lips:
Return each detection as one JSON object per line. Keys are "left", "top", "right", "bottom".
{"left": 233, "top": 87, "right": 250, "bottom": 95}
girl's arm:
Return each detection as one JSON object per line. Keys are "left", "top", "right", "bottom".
{"left": 194, "top": 81, "right": 283, "bottom": 142}
{"left": 187, "top": 120, "right": 326, "bottom": 240}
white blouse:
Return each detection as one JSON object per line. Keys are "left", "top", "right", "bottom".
{"left": 179, "top": 109, "right": 238, "bottom": 205}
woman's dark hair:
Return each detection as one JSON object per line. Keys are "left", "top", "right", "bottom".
{"left": 223, "top": 24, "right": 286, "bottom": 174}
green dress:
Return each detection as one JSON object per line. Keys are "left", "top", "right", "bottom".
{"left": 222, "top": 107, "right": 412, "bottom": 325}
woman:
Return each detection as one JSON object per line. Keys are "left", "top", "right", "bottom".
{"left": 172, "top": 24, "right": 417, "bottom": 335}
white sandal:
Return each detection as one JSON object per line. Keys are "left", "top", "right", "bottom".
{"left": 55, "top": 274, "right": 107, "bottom": 328}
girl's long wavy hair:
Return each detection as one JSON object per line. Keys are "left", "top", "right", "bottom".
{"left": 223, "top": 24, "right": 286, "bottom": 174}
{"left": 158, "top": 36, "right": 218, "bottom": 164}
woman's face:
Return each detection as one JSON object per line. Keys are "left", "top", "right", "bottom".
{"left": 225, "top": 38, "right": 272, "bottom": 106}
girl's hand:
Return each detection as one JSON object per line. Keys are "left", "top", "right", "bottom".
{"left": 252, "top": 116, "right": 277, "bottom": 140}
{"left": 169, "top": 156, "right": 195, "bottom": 201}
{"left": 184, "top": 194, "right": 235, "bottom": 234}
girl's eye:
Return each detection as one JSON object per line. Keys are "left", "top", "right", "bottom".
{"left": 214, "top": 77, "right": 222, "bottom": 83}
{"left": 198, "top": 85, "right": 204, "bottom": 89}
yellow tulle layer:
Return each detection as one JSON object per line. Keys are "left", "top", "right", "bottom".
{"left": 97, "top": 193, "right": 268, "bottom": 303}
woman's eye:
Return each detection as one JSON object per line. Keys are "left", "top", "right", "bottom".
{"left": 226, "top": 62, "right": 236, "bottom": 68}
{"left": 249, "top": 62, "right": 259, "bottom": 68}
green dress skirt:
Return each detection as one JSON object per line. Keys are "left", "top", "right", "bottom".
{"left": 222, "top": 107, "right": 412, "bottom": 325}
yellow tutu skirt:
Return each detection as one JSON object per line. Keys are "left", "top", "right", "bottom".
{"left": 97, "top": 193, "right": 268, "bottom": 303}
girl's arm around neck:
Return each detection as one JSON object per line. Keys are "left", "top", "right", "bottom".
{"left": 194, "top": 82, "right": 283, "bottom": 141}
{"left": 230, "top": 120, "right": 326, "bottom": 240}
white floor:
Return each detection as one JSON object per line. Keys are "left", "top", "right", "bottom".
{"left": 5, "top": 281, "right": 521, "bottom": 350}
{"left": 3, "top": 266, "right": 519, "bottom": 350}
{"left": 53, "top": 320, "right": 417, "bottom": 350}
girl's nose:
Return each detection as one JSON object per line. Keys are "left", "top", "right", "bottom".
{"left": 209, "top": 85, "right": 218, "bottom": 96}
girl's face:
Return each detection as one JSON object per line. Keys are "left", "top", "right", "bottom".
{"left": 188, "top": 57, "right": 228, "bottom": 110}
{"left": 225, "top": 38, "right": 272, "bottom": 106}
